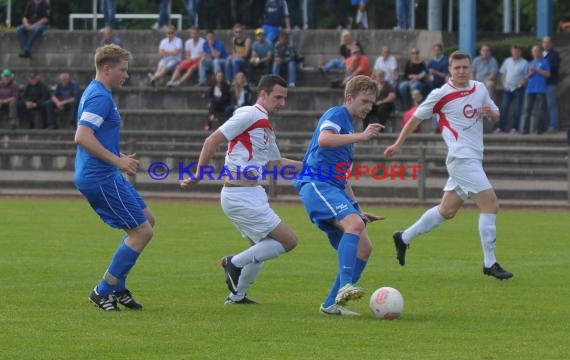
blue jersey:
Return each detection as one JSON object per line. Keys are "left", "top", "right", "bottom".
{"left": 295, "top": 106, "right": 354, "bottom": 189}
{"left": 74, "top": 80, "right": 122, "bottom": 188}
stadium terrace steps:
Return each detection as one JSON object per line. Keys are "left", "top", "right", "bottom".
{"left": 1, "top": 30, "right": 569, "bottom": 205}
{"left": 0, "top": 29, "right": 442, "bottom": 70}
{"left": 4, "top": 66, "right": 340, "bottom": 89}
{"left": 0, "top": 130, "right": 567, "bottom": 182}
{"left": 0, "top": 169, "right": 567, "bottom": 203}
{"left": 112, "top": 86, "right": 345, "bottom": 111}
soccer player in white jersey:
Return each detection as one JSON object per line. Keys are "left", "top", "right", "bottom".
{"left": 384, "top": 51, "right": 513, "bottom": 280}
{"left": 180, "top": 75, "right": 303, "bottom": 304}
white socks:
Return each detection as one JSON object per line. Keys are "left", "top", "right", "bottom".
{"left": 229, "top": 262, "right": 264, "bottom": 301}
{"left": 402, "top": 206, "right": 446, "bottom": 244}
{"left": 479, "top": 213, "right": 497, "bottom": 268}
{"left": 231, "top": 239, "right": 285, "bottom": 268}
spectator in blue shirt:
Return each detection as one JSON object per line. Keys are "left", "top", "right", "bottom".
{"left": 198, "top": 30, "right": 228, "bottom": 86}
{"left": 46, "top": 73, "right": 81, "bottom": 129}
{"left": 520, "top": 45, "right": 550, "bottom": 134}
{"left": 99, "top": 26, "right": 123, "bottom": 48}
{"left": 426, "top": 43, "right": 448, "bottom": 91}
{"left": 541, "top": 36, "right": 560, "bottom": 132}
{"left": 262, "top": 0, "right": 291, "bottom": 43}
{"left": 249, "top": 28, "right": 275, "bottom": 82}
{"left": 472, "top": 44, "right": 498, "bottom": 98}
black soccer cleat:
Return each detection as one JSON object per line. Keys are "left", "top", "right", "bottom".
{"left": 89, "top": 289, "right": 120, "bottom": 311}
{"left": 114, "top": 289, "right": 143, "bottom": 310}
{"left": 224, "top": 296, "right": 258, "bottom": 305}
{"left": 221, "top": 256, "right": 242, "bottom": 295}
{"left": 483, "top": 262, "right": 514, "bottom": 280}
{"left": 393, "top": 231, "right": 409, "bottom": 266}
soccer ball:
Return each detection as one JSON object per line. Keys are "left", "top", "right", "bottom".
{"left": 369, "top": 287, "right": 404, "bottom": 320}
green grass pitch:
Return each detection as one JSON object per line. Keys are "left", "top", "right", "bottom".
{"left": 1, "top": 198, "right": 569, "bottom": 359}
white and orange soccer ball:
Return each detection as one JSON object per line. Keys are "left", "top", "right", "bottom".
{"left": 369, "top": 287, "right": 404, "bottom": 320}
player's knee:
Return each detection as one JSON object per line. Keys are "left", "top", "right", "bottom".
{"left": 147, "top": 214, "right": 156, "bottom": 228}
{"left": 345, "top": 218, "right": 366, "bottom": 234}
{"left": 283, "top": 234, "right": 298, "bottom": 252}
{"left": 439, "top": 207, "right": 457, "bottom": 220}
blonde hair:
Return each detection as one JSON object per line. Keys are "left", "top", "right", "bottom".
{"left": 448, "top": 50, "right": 471, "bottom": 65}
{"left": 345, "top": 75, "right": 377, "bottom": 99}
{"left": 95, "top": 44, "right": 132, "bottom": 70}
{"left": 340, "top": 30, "right": 351, "bottom": 45}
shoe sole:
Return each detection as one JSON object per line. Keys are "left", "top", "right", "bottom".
{"left": 335, "top": 287, "right": 364, "bottom": 306}
{"left": 483, "top": 271, "right": 514, "bottom": 280}
{"left": 88, "top": 296, "right": 120, "bottom": 311}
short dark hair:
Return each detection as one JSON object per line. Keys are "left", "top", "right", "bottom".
{"left": 257, "top": 75, "right": 288, "bottom": 94}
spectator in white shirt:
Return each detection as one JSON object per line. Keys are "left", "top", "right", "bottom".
{"left": 148, "top": 25, "right": 183, "bottom": 87}
{"left": 373, "top": 46, "right": 398, "bottom": 88}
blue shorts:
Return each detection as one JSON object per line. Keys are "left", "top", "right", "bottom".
{"left": 298, "top": 181, "right": 359, "bottom": 234}
{"left": 78, "top": 174, "right": 148, "bottom": 230}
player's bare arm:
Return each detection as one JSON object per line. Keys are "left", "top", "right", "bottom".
{"left": 384, "top": 116, "right": 422, "bottom": 158}
{"left": 74, "top": 125, "right": 139, "bottom": 175}
{"left": 318, "top": 124, "right": 383, "bottom": 148}
{"left": 180, "top": 129, "right": 228, "bottom": 189}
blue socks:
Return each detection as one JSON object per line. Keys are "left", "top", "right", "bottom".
{"left": 322, "top": 231, "right": 364, "bottom": 308}
{"left": 337, "top": 232, "right": 359, "bottom": 287}
{"left": 323, "top": 257, "right": 367, "bottom": 308}
{"left": 96, "top": 239, "right": 140, "bottom": 295}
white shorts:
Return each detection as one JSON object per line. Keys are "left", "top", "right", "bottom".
{"left": 443, "top": 158, "right": 492, "bottom": 200}
{"left": 220, "top": 185, "right": 281, "bottom": 243}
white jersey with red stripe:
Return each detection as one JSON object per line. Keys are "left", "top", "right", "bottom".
{"left": 414, "top": 80, "right": 498, "bottom": 160}
{"left": 218, "top": 104, "right": 281, "bottom": 176}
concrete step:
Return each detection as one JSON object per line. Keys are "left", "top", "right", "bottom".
{"left": 6, "top": 66, "right": 340, "bottom": 89}
{"left": 0, "top": 170, "right": 567, "bottom": 203}
{"left": 0, "top": 29, "right": 438, "bottom": 70}
{"left": 0, "top": 132, "right": 567, "bottom": 182}
{"left": 113, "top": 86, "right": 345, "bottom": 111}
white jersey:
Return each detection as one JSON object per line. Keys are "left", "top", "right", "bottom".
{"left": 414, "top": 80, "right": 498, "bottom": 160}
{"left": 184, "top": 37, "right": 206, "bottom": 60}
{"left": 219, "top": 104, "right": 281, "bottom": 176}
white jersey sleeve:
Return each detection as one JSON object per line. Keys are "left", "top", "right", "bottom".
{"left": 219, "top": 105, "right": 280, "bottom": 175}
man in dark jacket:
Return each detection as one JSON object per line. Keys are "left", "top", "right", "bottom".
{"left": 16, "top": 0, "right": 50, "bottom": 58}
{"left": 17, "top": 72, "right": 51, "bottom": 129}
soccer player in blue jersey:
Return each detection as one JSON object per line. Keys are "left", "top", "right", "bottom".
{"left": 295, "top": 75, "right": 384, "bottom": 316}
{"left": 74, "top": 44, "right": 155, "bottom": 311}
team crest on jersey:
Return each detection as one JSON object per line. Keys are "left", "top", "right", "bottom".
{"left": 463, "top": 104, "right": 478, "bottom": 119}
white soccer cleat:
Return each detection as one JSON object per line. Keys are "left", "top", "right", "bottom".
{"left": 335, "top": 284, "right": 364, "bottom": 306}
{"left": 320, "top": 303, "right": 360, "bottom": 316}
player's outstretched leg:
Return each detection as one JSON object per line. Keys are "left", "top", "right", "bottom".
{"left": 395, "top": 206, "right": 446, "bottom": 266}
